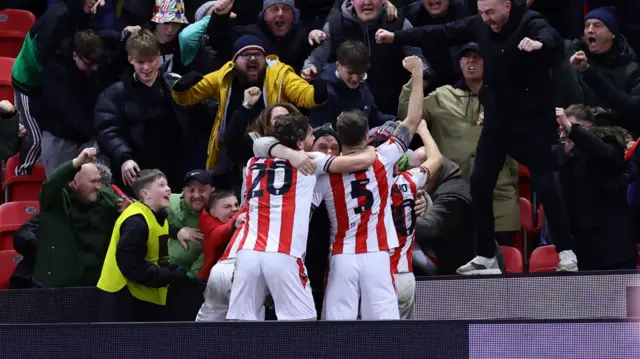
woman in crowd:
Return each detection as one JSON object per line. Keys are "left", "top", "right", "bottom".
{"left": 222, "top": 87, "right": 299, "bottom": 196}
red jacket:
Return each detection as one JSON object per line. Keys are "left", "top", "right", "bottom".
{"left": 197, "top": 206, "right": 246, "bottom": 279}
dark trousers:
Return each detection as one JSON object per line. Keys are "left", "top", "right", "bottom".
{"left": 471, "top": 129, "right": 573, "bottom": 258}
{"left": 98, "top": 288, "right": 167, "bottom": 323}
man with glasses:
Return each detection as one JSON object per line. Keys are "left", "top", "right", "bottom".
{"left": 309, "top": 40, "right": 395, "bottom": 129}
{"left": 39, "top": 29, "right": 105, "bottom": 176}
{"left": 172, "top": 35, "right": 328, "bottom": 183}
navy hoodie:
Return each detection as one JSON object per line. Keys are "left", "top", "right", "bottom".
{"left": 309, "top": 63, "right": 395, "bottom": 128}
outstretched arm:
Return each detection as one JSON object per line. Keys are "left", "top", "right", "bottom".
{"left": 415, "top": 120, "right": 443, "bottom": 178}
{"left": 392, "top": 56, "right": 425, "bottom": 148}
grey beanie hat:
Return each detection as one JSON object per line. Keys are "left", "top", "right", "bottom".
{"left": 195, "top": 1, "right": 216, "bottom": 22}
{"left": 263, "top": 0, "right": 295, "bottom": 11}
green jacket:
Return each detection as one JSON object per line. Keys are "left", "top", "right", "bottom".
{"left": 33, "top": 161, "right": 121, "bottom": 287}
{"left": 12, "top": 0, "right": 91, "bottom": 95}
{"left": 398, "top": 82, "right": 521, "bottom": 232}
{"left": 167, "top": 194, "right": 204, "bottom": 277}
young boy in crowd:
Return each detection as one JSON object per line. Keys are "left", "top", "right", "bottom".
{"left": 97, "top": 169, "right": 191, "bottom": 322}
{"left": 196, "top": 190, "right": 246, "bottom": 321}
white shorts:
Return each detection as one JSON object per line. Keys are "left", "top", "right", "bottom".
{"left": 196, "top": 259, "right": 233, "bottom": 321}
{"left": 322, "top": 251, "right": 399, "bottom": 320}
{"left": 394, "top": 272, "right": 416, "bottom": 320}
{"left": 226, "top": 250, "right": 317, "bottom": 321}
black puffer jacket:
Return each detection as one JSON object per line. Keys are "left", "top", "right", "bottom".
{"left": 94, "top": 69, "right": 189, "bottom": 189}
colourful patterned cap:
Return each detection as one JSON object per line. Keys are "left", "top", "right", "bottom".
{"left": 152, "top": 0, "right": 189, "bottom": 24}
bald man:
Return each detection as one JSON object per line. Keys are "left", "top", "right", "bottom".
{"left": 32, "top": 148, "right": 124, "bottom": 288}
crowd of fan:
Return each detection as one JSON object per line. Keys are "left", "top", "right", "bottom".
{"left": 1, "top": 0, "right": 640, "bottom": 321}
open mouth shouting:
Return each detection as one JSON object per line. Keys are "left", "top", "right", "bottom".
{"left": 467, "top": 65, "right": 476, "bottom": 74}
{"left": 427, "top": 0, "right": 443, "bottom": 10}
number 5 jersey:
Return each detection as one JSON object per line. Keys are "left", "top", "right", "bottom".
{"left": 314, "top": 138, "right": 408, "bottom": 255}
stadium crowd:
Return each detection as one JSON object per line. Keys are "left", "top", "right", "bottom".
{"left": 1, "top": 0, "right": 639, "bottom": 321}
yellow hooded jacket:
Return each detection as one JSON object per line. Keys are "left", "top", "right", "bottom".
{"left": 172, "top": 55, "right": 319, "bottom": 171}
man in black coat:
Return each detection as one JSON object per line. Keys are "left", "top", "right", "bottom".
{"left": 206, "top": 0, "right": 312, "bottom": 73}
{"left": 376, "top": 0, "right": 573, "bottom": 274}
{"left": 401, "top": 0, "right": 472, "bottom": 91}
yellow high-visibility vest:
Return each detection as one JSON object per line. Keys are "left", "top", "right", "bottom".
{"left": 97, "top": 201, "right": 170, "bottom": 306}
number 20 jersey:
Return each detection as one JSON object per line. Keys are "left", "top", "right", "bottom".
{"left": 237, "top": 156, "right": 332, "bottom": 259}
{"left": 315, "top": 138, "right": 407, "bottom": 255}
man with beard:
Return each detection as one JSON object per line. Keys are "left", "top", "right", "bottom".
{"left": 206, "top": 0, "right": 312, "bottom": 73}
{"left": 172, "top": 35, "right": 328, "bottom": 178}
{"left": 376, "top": 0, "right": 571, "bottom": 274}
{"left": 167, "top": 170, "right": 215, "bottom": 277}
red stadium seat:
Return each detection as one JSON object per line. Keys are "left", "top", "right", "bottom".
{"left": 0, "top": 249, "right": 22, "bottom": 289}
{"left": 0, "top": 9, "right": 35, "bottom": 58}
{"left": 513, "top": 197, "right": 536, "bottom": 271}
{"left": 3, "top": 154, "right": 45, "bottom": 202}
{"left": 0, "top": 9, "right": 36, "bottom": 33}
{"left": 0, "top": 30, "right": 27, "bottom": 58}
{"left": 0, "top": 201, "right": 39, "bottom": 250}
{"left": 518, "top": 164, "right": 531, "bottom": 202}
{"left": 529, "top": 245, "right": 559, "bottom": 273}
{"left": 500, "top": 246, "right": 523, "bottom": 274}
{"left": 0, "top": 57, "right": 14, "bottom": 103}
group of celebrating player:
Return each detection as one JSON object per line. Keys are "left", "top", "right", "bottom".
{"left": 197, "top": 56, "right": 443, "bottom": 321}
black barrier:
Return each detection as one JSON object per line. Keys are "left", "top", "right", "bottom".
{"left": 0, "top": 282, "right": 206, "bottom": 324}
{"left": 1, "top": 319, "right": 640, "bottom": 359}
{"left": 0, "top": 321, "right": 470, "bottom": 359}
{"left": 3, "top": 270, "right": 640, "bottom": 324}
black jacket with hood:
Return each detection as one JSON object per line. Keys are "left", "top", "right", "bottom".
{"left": 393, "top": 2, "right": 564, "bottom": 135}
{"left": 206, "top": 8, "right": 311, "bottom": 73}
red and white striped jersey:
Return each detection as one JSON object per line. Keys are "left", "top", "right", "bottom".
{"left": 315, "top": 138, "right": 407, "bottom": 255}
{"left": 219, "top": 225, "right": 245, "bottom": 261}
{"left": 390, "top": 168, "right": 430, "bottom": 273}
{"left": 237, "top": 155, "right": 333, "bottom": 258}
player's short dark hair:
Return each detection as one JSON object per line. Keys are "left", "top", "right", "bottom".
{"left": 74, "top": 29, "right": 104, "bottom": 63}
{"left": 274, "top": 112, "right": 311, "bottom": 149}
{"left": 131, "top": 169, "right": 166, "bottom": 200}
{"left": 126, "top": 29, "right": 160, "bottom": 60}
{"left": 565, "top": 104, "right": 595, "bottom": 124}
{"left": 336, "top": 40, "right": 370, "bottom": 74}
{"left": 336, "top": 110, "right": 369, "bottom": 147}
{"left": 208, "top": 189, "right": 237, "bottom": 208}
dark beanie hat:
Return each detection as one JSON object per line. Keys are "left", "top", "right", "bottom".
{"left": 232, "top": 35, "right": 265, "bottom": 62}
{"left": 585, "top": 7, "right": 619, "bottom": 35}
{"left": 313, "top": 123, "right": 342, "bottom": 152}
{"left": 263, "top": 0, "right": 295, "bottom": 11}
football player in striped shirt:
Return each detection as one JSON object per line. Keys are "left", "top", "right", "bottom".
{"left": 390, "top": 120, "right": 442, "bottom": 319}
{"left": 226, "top": 112, "right": 378, "bottom": 321}
{"left": 314, "top": 56, "right": 426, "bottom": 320}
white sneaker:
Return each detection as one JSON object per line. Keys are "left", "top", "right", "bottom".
{"left": 557, "top": 250, "right": 578, "bottom": 272}
{"left": 457, "top": 256, "right": 502, "bottom": 275}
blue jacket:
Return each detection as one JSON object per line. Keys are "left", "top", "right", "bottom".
{"left": 309, "top": 63, "right": 395, "bottom": 128}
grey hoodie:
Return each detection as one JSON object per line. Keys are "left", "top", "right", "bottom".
{"left": 303, "top": 0, "right": 429, "bottom": 73}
